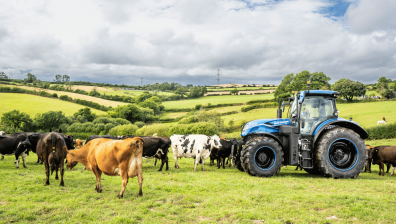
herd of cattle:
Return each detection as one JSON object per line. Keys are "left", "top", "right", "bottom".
{"left": 0, "top": 130, "right": 239, "bottom": 197}
{"left": 1, "top": 130, "right": 396, "bottom": 197}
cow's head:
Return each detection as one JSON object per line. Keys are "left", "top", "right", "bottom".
{"left": 211, "top": 135, "right": 222, "bottom": 149}
{"left": 15, "top": 138, "right": 32, "bottom": 155}
{"left": 64, "top": 135, "right": 75, "bottom": 150}
{"left": 64, "top": 146, "right": 79, "bottom": 170}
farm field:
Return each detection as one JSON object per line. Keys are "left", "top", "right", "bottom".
{"left": 161, "top": 112, "right": 188, "bottom": 119}
{"left": 97, "top": 89, "right": 174, "bottom": 97}
{"left": 207, "top": 87, "right": 275, "bottom": 91}
{"left": 0, "top": 93, "right": 107, "bottom": 117}
{"left": 162, "top": 94, "right": 275, "bottom": 109}
{"left": 0, "top": 84, "right": 126, "bottom": 107}
{"left": 0, "top": 151, "right": 395, "bottom": 223}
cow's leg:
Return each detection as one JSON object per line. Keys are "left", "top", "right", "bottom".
{"left": 201, "top": 156, "right": 205, "bottom": 171}
{"left": 194, "top": 155, "right": 199, "bottom": 171}
{"left": 1, "top": 154, "right": 4, "bottom": 160}
{"left": 295, "top": 165, "right": 298, "bottom": 170}
{"left": 60, "top": 160, "right": 65, "bottom": 186}
{"left": 92, "top": 166, "right": 102, "bottom": 193}
{"left": 165, "top": 155, "right": 169, "bottom": 171}
{"left": 217, "top": 157, "right": 220, "bottom": 169}
{"left": 379, "top": 162, "right": 384, "bottom": 176}
{"left": 391, "top": 166, "right": 395, "bottom": 176}
{"left": 154, "top": 158, "right": 158, "bottom": 166}
{"left": 15, "top": 155, "right": 19, "bottom": 169}
{"left": 368, "top": 159, "right": 372, "bottom": 173}
{"left": 222, "top": 157, "right": 225, "bottom": 169}
{"left": 137, "top": 162, "right": 143, "bottom": 197}
{"left": 22, "top": 153, "right": 27, "bottom": 168}
{"left": 173, "top": 153, "right": 180, "bottom": 169}
{"left": 43, "top": 155, "right": 50, "bottom": 185}
{"left": 386, "top": 163, "right": 391, "bottom": 173}
{"left": 118, "top": 169, "right": 129, "bottom": 198}
{"left": 228, "top": 156, "right": 232, "bottom": 167}
{"left": 158, "top": 154, "right": 166, "bottom": 172}
{"left": 300, "top": 165, "right": 303, "bottom": 171}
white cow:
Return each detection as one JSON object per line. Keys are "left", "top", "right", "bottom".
{"left": 171, "top": 134, "right": 222, "bottom": 171}
{"left": 377, "top": 120, "right": 386, "bottom": 126}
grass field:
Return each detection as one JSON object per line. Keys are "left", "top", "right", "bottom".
{"left": 162, "top": 94, "right": 275, "bottom": 109}
{"left": 0, "top": 84, "right": 126, "bottom": 108}
{"left": 97, "top": 89, "right": 174, "bottom": 97}
{"left": 161, "top": 112, "right": 188, "bottom": 119}
{"left": 0, "top": 93, "right": 107, "bottom": 117}
{"left": 1, "top": 149, "right": 395, "bottom": 223}
{"left": 207, "top": 87, "right": 275, "bottom": 91}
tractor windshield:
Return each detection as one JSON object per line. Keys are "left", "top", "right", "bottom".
{"left": 300, "top": 96, "right": 334, "bottom": 135}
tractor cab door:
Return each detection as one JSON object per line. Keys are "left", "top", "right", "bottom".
{"left": 299, "top": 96, "right": 335, "bottom": 135}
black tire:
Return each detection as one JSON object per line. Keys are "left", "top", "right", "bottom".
{"left": 233, "top": 156, "right": 245, "bottom": 172}
{"left": 315, "top": 127, "right": 367, "bottom": 179}
{"left": 241, "top": 137, "right": 283, "bottom": 177}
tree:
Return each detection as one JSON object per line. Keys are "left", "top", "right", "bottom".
{"left": 376, "top": 76, "right": 393, "bottom": 99}
{"left": 108, "top": 104, "right": 155, "bottom": 123}
{"left": 34, "top": 111, "right": 68, "bottom": 131}
{"left": 25, "top": 73, "right": 37, "bottom": 83}
{"left": 135, "top": 91, "right": 153, "bottom": 103}
{"left": 0, "top": 72, "right": 8, "bottom": 79}
{"left": 54, "top": 74, "right": 62, "bottom": 82}
{"left": 175, "top": 87, "right": 188, "bottom": 97}
{"left": 274, "top": 71, "right": 331, "bottom": 100}
{"left": 230, "top": 88, "right": 239, "bottom": 95}
{"left": 139, "top": 100, "right": 161, "bottom": 115}
{"left": 62, "top": 75, "right": 70, "bottom": 82}
{"left": 332, "top": 79, "right": 366, "bottom": 100}
{"left": 74, "top": 107, "right": 97, "bottom": 122}
{"left": 1, "top": 110, "right": 33, "bottom": 129}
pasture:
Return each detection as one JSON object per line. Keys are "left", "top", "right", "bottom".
{"left": 0, "top": 84, "right": 126, "bottom": 108}
{"left": 162, "top": 94, "right": 275, "bottom": 109}
{"left": 97, "top": 89, "right": 174, "bottom": 97}
{"left": 0, "top": 93, "right": 107, "bottom": 117}
{"left": 207, "top": 87, "right": 275, "bottom": 91}
{"left": 0, "top": 149, "right": 395, "bottom": 223}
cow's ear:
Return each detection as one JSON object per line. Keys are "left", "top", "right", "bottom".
{"left": 49, "top": 128, "right": 52, "bottom": 132}
{"left": 59, "top": 129, "right": 62, "bottom": 133}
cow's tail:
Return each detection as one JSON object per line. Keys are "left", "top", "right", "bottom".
{"left": 49, "top": 133, "right": 59, "bottom": 175}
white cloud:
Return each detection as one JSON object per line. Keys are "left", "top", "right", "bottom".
{"left": 0, "top": 0, "right": 395, "bottom": 85}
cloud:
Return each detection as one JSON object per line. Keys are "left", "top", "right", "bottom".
{"left": 0, "top": 0, "right": 395, "bottom": 85}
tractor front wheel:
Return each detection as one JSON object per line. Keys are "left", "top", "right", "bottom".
{"left": 241, "top": 137, "right": 283, "bottom": 177}
{"left": 315, "top": 128, "right": 367, "bottom": 179}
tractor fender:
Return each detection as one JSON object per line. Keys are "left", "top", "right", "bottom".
{"left": 312, "top": 119, "right": 369, "bottom": 145}
{"left": 243, "top": 133, "right": 285, "bottom": 151}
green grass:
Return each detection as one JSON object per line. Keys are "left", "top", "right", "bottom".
{"left": 0, "top": 93, "right": 107, "bottom": 117}
{"left": 1, "top": 151, "right": 395, "bottom": 223}
{"left": 98, "top": 90, "right": 174, "bottom": 97}
{"left": 163, "top": 94, "right": 274, "bottom": 109}
{"left": 161, "top": 112, "right": 188, "bottom": 119}
{"left": 207, "top": 87, "right": 275, "bottom": 91}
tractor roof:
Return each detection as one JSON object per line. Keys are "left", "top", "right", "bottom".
{"left": 298, "top": 90, "right": 339, "bottom": 103}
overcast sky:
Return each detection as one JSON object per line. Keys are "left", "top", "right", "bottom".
{"left": 0, "top": 0, "right": 395, "bottom": 86}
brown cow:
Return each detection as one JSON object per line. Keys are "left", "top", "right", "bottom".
{"left": 74, "top": 139, "right": 83, "bottom": 149}
{"left": 370, "top": 146, "right": 396, "bottom": 176}
{"left": 36, "top": 132, "right": 67, "bottom": 186}
{"left": 365, "top": 145, "right": 392, "bottom": 173}
{"left": 65, "top": 137, "right": 145, "bottom": 197}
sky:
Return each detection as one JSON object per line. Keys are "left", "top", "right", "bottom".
{"left": 0, "top": 0, "right": 395, "bottom": 86}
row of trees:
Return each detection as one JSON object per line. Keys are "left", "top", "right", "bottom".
{"left": 274, "top": 71, "right": 395, "bottom": 100}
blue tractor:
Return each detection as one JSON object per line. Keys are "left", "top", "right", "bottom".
{"left": 233, "top": 83, "right": 368, "bottom": 178}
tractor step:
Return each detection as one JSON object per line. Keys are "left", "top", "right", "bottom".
{"left": 300, "top": 139, "right": 313, "bottom": 169}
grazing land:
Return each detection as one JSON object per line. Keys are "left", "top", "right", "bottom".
{"left": 97, "top": 89, "right": 174, "bottom": 97}
{"left": 0, "top": 93, "right": 107, "bottom": 117}
{"left": 162, "top": 94, "right": 275, "bottom": 109}
{"left": 207, "top": 87, "right": 275, "bottom": 91}
{"left": 0, "top": 84, "right": 126, "bottom": 107}
{"left": 0, "top": 151, "right": 395, "bottom": 223}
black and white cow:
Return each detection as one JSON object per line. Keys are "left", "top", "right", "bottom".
{"left": 170, "top": 134, "right": 222, "bottom": 171}
{"left": 0, "top": 134, "right": 32, "bottom": 168}
{"left": 217, "top": 138, "right": 238, "bottom": 169}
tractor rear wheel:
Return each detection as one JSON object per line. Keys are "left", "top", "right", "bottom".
{"left": 315, "top": 127, "right": 367, "bottom": 179}
{"left": 241, "top": 136, "right": 283, "bottom": 177}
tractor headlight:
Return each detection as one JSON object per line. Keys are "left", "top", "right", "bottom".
{"left": 242, "top": 124, "right": 249, "bottom": 134}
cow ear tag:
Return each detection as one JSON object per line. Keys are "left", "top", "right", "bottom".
{"left": 53, "top": 147, "right": 55, "bottom": 152}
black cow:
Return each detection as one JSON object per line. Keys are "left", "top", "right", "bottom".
{"left": 217, "top": 138, "right": 238, "bottom": 169}
{"left": 139, "top": 136, "right": 171, "bottom": 171}
{"left": 85, "top": 135, "right": 120, "bottom": 144}
{"left": 0, "top": 133, "right": 32, "bottom": 168}
{"left": 370, "top": 146, "right": 396, "bottom": 176}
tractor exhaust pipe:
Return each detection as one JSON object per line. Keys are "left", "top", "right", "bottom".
{"left": 277, "top": 98, "right": 282, "bottom": 118}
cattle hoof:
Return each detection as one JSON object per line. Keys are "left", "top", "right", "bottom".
{"left": 60, "top": 182, "right": 64, "bottom": 186}
{"left": 45, "top": 182, "right": 50, "bottom": 185}
{"left": 16, "top": 166, "right": 19, "bottom": 169}
{"left": 137, "top": 193, "right": 143, "bottom": 197}
{"left": 24, "top": 166, "right": 27, "bottom": 168}
{"left": 55, "top": 176, "right": 59, "bottom": 180}
{"left": 117, "top": 194, "right": 123, "bottom": 198}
